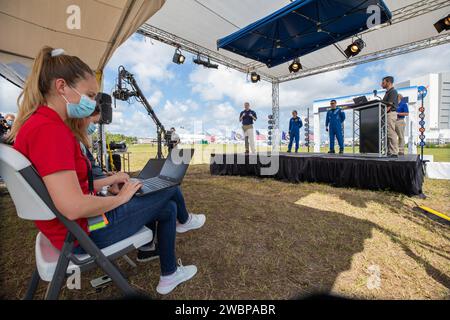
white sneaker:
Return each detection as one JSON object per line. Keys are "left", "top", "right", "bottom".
{"left": 156, "top": 259, "right": 197, "bottom": 295}
{"left": 176, "top": 213, "right": 206, "bottom": 233}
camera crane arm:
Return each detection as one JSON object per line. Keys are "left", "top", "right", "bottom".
{"left": 113, "top": 66, "right": 167, "bottom": 159}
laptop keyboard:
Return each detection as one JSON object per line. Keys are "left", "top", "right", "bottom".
{"left": 141, "top": 177, "right": 174, "bottom": 190}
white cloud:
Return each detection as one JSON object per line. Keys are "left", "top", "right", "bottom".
{"left": 379, "top": 44, "right": 450, "bottom": 83}
{"left": 106, "top": 36, "right": 176, "bottom": 91}
{"left": 189, "top": 67, "right": 272, "bottom": 108}
{"left": 148, "top": 90, "right": 163, "bottom": 106}
{"left": 106, "top": 99, "right": 156, "bottom": 138}
{"left": 188, "top": 60, "right": 380, "bottom": 113}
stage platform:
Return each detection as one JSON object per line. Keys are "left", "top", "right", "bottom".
{"left": 210, "top": 152, "right": 425, "bottom": 196}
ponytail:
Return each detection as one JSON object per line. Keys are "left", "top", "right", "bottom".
{"left": 7, "top": 47, "right": 51, "bottom": 142}
{"left": 7, "top": 46, "right": 94, "bottom": 143}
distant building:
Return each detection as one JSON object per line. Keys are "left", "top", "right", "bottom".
{"left": 397, "top": 71, "right": 450, "bottom": 143}
{"left": 137, "top": 138, "right": 157, "bottom": 144}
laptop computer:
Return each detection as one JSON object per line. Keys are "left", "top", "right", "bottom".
{"left": 137, "top": 158, "right": 166, "bottom": 179}
{"left": 132, "top": 148, "right": 194, "bottom": 197}
{"left": 353, "top": 96, "right": 368, "bottom": 105}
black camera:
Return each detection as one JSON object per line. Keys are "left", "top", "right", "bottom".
{"left": 109, "top": 141, "right": 127, "bottom": 151}
{"left": 112, "top": 88, "right": 136, "bottom": 101}
{"left": 164, "top": 131, "right": 175, "bottom": 149}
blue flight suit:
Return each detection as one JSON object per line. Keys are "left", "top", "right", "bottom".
{"left": 288, "top": 116, "right": 303, "bottom": 152}
{"left": 326, "top": 108, "right": 346, "bottom": 152}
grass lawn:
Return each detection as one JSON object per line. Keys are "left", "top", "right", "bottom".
{"left": 0, "top": 163, "right": 449, "bottom": 299}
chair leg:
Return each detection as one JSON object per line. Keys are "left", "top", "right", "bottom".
{"left": 45, "top": 233, "right": 74, "bottom": 300}
{"left": 94, "top": 255, "right": 137, "bottom": 296}
{"left": 123, "top": 255, "right": 137, "bottom": 268}
{"left": 23, "top": 268, "right": 40, "bottom": 300}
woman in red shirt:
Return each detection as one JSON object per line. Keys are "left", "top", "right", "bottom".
{"left": 9, "top": 46, "right": 205, "bottom": 295}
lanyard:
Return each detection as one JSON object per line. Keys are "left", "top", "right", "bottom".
{"left": 79, "top": 142, "right": 94, "bottom": 194}
{"left": 85, "top": 156, "right": 94, "bottom": 195}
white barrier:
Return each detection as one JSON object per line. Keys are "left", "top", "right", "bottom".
{"left": 426, "top": 162, "right": 450, "bottom": 180}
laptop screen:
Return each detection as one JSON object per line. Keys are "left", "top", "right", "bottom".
{"left": 353, "top": 96, "right": 368, "bottom": 105}
{"left": 159, "top": 149, "right": 195, "bottom": 180}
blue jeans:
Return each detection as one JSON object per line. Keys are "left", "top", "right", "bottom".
{"left": 74, "top": 186, "right": 189, "bottom": 276}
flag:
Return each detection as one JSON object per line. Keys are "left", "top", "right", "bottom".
{"left": 256, "top": 130, "right": 266, "bottom": 141}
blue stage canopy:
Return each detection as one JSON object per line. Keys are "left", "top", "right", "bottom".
{"left": 217, "top": 0, "right": 392, "bottom": 68}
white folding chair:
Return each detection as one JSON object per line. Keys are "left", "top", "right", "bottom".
{"left": 0, "top": 144, "right": 153, "bottom": 299}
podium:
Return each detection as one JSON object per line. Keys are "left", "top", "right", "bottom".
{"left": 352, "top": 100, "right": 388, "bottom": 156}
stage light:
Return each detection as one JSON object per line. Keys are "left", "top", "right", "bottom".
{"left": 288, "top": 58, "right": 302, "bottom": 73}
{"left": 344, "top": 38, "right": 365, "bottom": 58}
{"left": 172, "top": 48, "right": 185, "bottom": 64}
{"left": 193, "top": 54, "right": 218, "bottom": 69}
{"left": 434, "top": 15, "right": 450, "bottom": 33}
{"left": 250, "top": 72, "right": 260, "bottom": 83}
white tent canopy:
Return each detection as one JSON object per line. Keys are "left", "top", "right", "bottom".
{"left": 141, "top": 0, "right": 450, "bottom": 150}
{"left": 145, "top": 0, "right": 450, "bottom": 82}
{"left": 0, "top": 0, "right": 165, "bottom": 79}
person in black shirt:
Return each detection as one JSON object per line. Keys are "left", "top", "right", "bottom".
{"left": 239, "top": 102, "right": 257, "bottom": 153}
{"left": 381, "top": 76, "right": 399, "bottom": 157}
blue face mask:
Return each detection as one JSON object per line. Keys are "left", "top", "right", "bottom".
{"left": 87, "top": 123, "right": 97, "bottom": 135}
{"left": 6, "top": 120, "right": 13, "bottom": 126}
{"left": 62, "top": 87, "right": 96, "bottom": 119}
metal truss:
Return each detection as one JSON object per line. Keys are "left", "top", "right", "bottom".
{"left": 380, "top": 0, "right": 449, "bottom": 27}
{"left": 137, "top": 24, "right": 274, "bottom": 82}
{"left": 352, "top": 109, "right": 360, "bottom": 154}
{"left": 278, "top": 33, "right": 450, "bottom": 82}
{"left": 380, "top": 105, "right": 388, "bottom": 156}
{"left": 271, "top": 82, "right": 280, "bottom": 152}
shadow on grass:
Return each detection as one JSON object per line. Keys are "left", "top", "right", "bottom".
{"left": 271, "top": 181, "right": 450, "bottom": 292}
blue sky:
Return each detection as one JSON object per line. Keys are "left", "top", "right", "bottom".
{"left": 1, "top": 34, "right": 450, "bottom": 139}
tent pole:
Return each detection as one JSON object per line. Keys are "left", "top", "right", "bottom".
{"left": 272, "top": 81, "right": 280, "bottom": 152}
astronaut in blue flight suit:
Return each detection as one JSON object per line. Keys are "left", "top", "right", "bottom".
{"left": 288, "top": 110, "right": 303, "bottom": 153}
{"left": 325, "top": 100, "right": 346, "bottom": 154}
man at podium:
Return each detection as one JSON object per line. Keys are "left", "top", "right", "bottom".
{"left": 381, "top": 76, "right": 399, "bottom": 157}
{"left": 325, "top": 100, "right": 346, "bottom": 154}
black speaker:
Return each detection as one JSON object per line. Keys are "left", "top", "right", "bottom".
{"left": 112, "top": 153, "right": 121, "bottom": 171}
{"left": 95, "top": 93, "right": 113, "bottom": 124}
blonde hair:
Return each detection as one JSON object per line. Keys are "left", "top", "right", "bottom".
{"left": 66, "top": 118, "right": 91, "bottom": 148}
{"left": 7, "top": 46, "right": 93, "bottom": 143}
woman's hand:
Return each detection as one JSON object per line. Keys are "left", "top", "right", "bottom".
{"left": 117, "top": 180, "right": 142, "bottom": 204}
{"left": 113, "top": 172, "right": 130, "bottom": 184}
{"left": 108, "top": 183, "right": 121, "bottom": 195}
